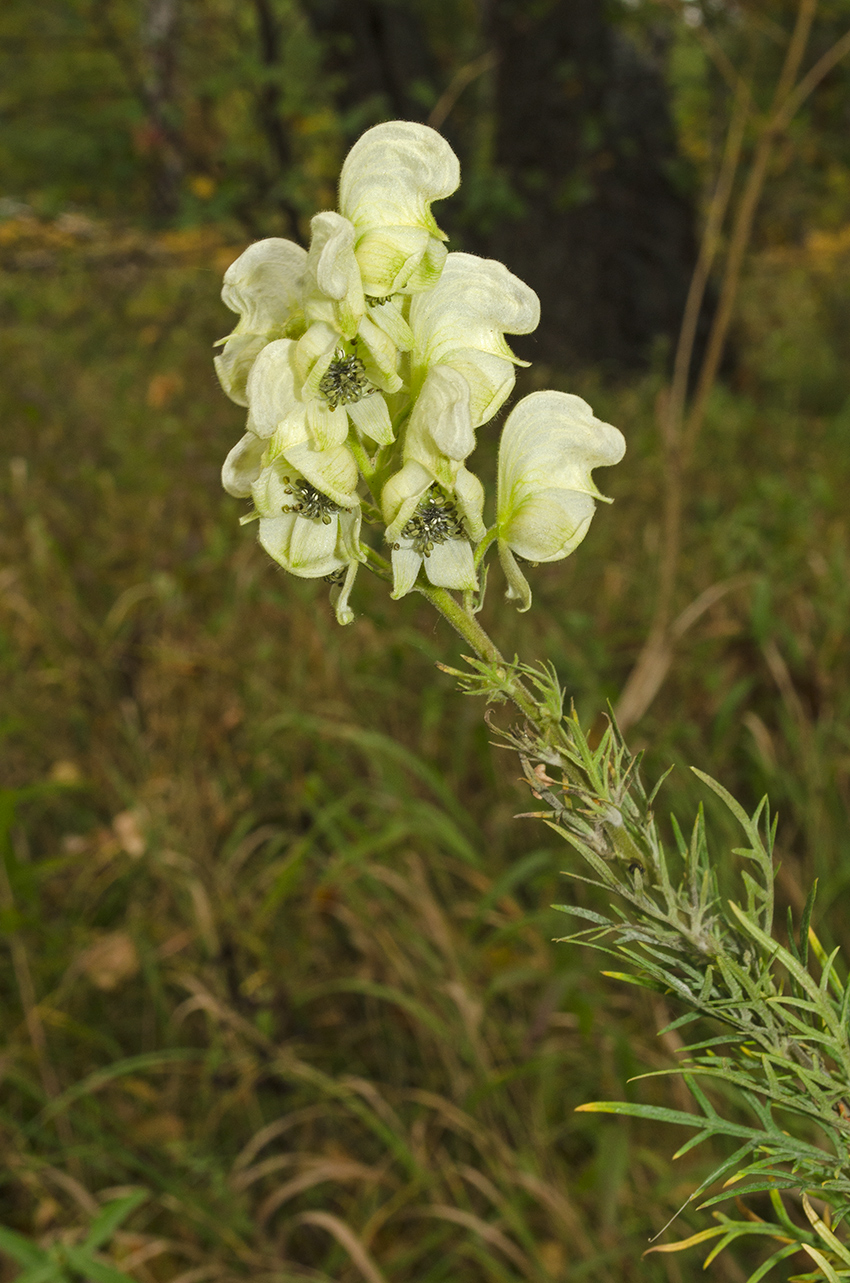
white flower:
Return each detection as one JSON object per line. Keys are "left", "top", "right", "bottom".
{"left": 221, "top": 334, "right": 393, "bottom": 506}
{"left": 251, "top": 454, "right": 362, "bottom": 582}
{"left": 384, "top": 477, "right": 479, "bottom": 598}
{"left": 214, "top": 239, "right": 306, "bottom": 406}
{"left": 380, "top": 366, "right": 485, "bottom": 598}
{"left": 496, "top": 391, "right": 626, "bottom": 611}
{"left": 409, "top": 253, "right": 540, "bottom": 427}
{"left": 376, "top": 247, "right": 539, "bottom": 600}
{"left": 339, "top": 121, "right": 460, "bottom": 297}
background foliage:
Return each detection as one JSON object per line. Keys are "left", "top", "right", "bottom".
{"left": 1, "top": 1, "right": 850, "bottom": 1280}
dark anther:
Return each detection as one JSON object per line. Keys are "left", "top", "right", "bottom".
{"left": 281, "top": 478, "right": 341, "bottom": 524}
{"left": 401, "top": 485, "right": 466, "bottom": 557}
{"left": 319, "top": 352, "right": 372, "bottom": 409}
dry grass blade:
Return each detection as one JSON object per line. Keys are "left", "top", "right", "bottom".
{"left": 288, "top": 1212, "right": 388, "bottom": 1283}
{"left": 257, "top": 1161, "right": 390, "bottom": 1228}
{"left": 407, "top": 1204, "right": 536, "bottom": 1275}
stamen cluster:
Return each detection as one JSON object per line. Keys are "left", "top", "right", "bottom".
{"left": 318, "top": 352, "right": 372, "bottom": 409}
{"left": 280, "top": 477, "right": 342, "bottom": 525}
{"left": 399, "top": 487, "right": 466, "bottom": 557}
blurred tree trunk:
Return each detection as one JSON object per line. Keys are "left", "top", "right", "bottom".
{"left": 483, "top": 0, "right": 701, "bottom": 371}
{"left": 141, "top": 0, "right": 184, "bottom": 220}
{"left": 305, "top": 0, "right": 439, "bottom": 120}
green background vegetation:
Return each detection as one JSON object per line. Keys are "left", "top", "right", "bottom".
{"left": 1, "top": 1, "right": 850, "bottom": 1280}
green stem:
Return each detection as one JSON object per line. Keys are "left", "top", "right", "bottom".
{"left": 361, "top": 542, "right": 392, "bottom": 583}
{"left": 473, "top": 526, "right": 498, "bottom": 569}
{"left": 417, "top": 584, "right": 541, "bottom": 723}
{"left": 349, "top": 438, "right": 378, "bottom": 497}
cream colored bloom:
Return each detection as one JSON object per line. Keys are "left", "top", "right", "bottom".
{"left": 380, "top": 366, "right": 486, "bottom": 598}
{"left": 339, "top": 121, "right": 460, "bottom": 297}
{"left": 250, "top": 452, "right": 362, "bottom": 618}
{"left": 214, "top": 239, "right": 306, "bottom": 406}
{"left": 384, "top": 477, "right": 479, "bottom": 598}
{"left": 409, "top": 253, "right": 539, "bottom": 426}
{"left": 496, "top": 391, "right": 626, "bottom": 611}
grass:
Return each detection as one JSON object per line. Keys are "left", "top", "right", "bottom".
{"left": 0, "top": 209, "right": 849, "bottom": 1282}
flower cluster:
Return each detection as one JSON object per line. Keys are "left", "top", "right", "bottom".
{"left": 215, "top": 121, "right": 625, "bottom": 622}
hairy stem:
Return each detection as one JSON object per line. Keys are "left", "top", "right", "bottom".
{"left": 417, "top": 585, "right": 541, "bottom": 723}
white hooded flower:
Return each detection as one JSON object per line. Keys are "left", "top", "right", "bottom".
{"left": 251, "top": 452, "right": 362, "bottom": 593}
{"left": 214, "top": 239, "right": 307, "bottom": 406}
{"left": 383, "top": 477, "right": 479, "bottom": 598}
{"left": 339, "top": 121, "right": 460, "bottom": 297}
{"left": 381, "top": 365, "right": 485, "bottom": 598}
{"left": 496, "top": 391, "right": 626, "bottom": 611}
{"left": 409, "top": 253, "right": 540, "bottom": 427}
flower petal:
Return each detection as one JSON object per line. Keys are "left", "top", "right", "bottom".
{"left": 346, "top": 391, "right": 394, "bottom": 445}
{"left": 390, "top": 540, "right": 423, "bottom": 599}
{"left": 408, "top": 365, "right": 474, "bottom": 462}
{"left": 356, "top": 315, "right": 403, "bottom": 393}
{"left": 496, "top": 391, "right": 625, "bottom": 570}
{"left": 366, "top": 298, "right": 413, "bottom": 351}
{"left": 330, "top": 560, "right": 359, "bottom": 625}
{"left": 423, "top": 538, "right": 477, "bottom": 591}
{"left": 497, "top": 543, "right": 532, "bottom": 612}
{"left": 245, "top": 339, "right": 301, "bottom": 438}
{"left": 339, "top": 121, "right": 460, "bottom": 296}
{"left": 381, "top": 459, "right": 434, "bottom": 539}
{"left": 251, "top": 459, "right": 298, "bottom": 518}
{"left": 222, "top": 432, "right": 265, "bottom": 498}
{"left": 303, "top": 211, "right": 364, "bottom": 340}
{"left": 296, "top": 322, "right": 340, "bottom": 398}
{"left": 286, "top": 512, "right": 344, "bottom": 572}
{"left": 453, "top": 466, "right": 486, "bottom": 542}
{"left": 306, "top": 398, "right": 350, "bottom": 450}
{"left": 410, "top": 253, "right": 540, "bottom": 426}
{"left": 501, "top": 488, "right": 596, "bottom": 563}
{"left": 258, "top": 511, "right": 345, "bottom": 577}
{"left": 498, "top": 391, "right": 626, "bottom": 517}
{"left": 215, "top": 239, "right": 307, "bottom": 405}
{"left": 282, "top": 441, "right": 359, "bottom": 509}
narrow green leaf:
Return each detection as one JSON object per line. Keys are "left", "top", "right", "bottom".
{"left": 83, "top": 1192, "right": 148, "bottom": 1251}
{"left": 799, "top": 1243, "right": 844, "bottom": 1283}
{"left": 799, "top": 880, "right": 818, "bottom": 968}
{"left": 0, "top": 1227, "right": 50, "bottom": 1269}
{"left": 645, "top": 1225, "right": 726, "bottom": 1254}
{"left": 690, "top": 768, "right": 753, "bottom": 834}
{"left": 64, "top": 1247, "right": 137, "bottom": 1283}
{"left": 745, "top": 1243, "right": 808, "bottom": 1283}
{"left": 802, "top": 1195, "right": 850, "bottom": 1265}
{"left": 39, "top": 1050, "right": 203, "bottom": 1122}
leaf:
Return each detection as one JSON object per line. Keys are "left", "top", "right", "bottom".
{"left": 0, "top": 1227, "right": 50, "bottom": 1269}
{"left": 745, "top": 1243, "right": 808, "bottom": 1282}
{"left": 646, "top": 1225, "right": 727, "bottom": 1254}
{"left": 799, "top": 1243, "right": 846, "bottom": 1283}
{"left": 802, "top": 1195, "right": 850, "bottom": 1266}
{"left": 63, "top": 1247, "right": 138, "bottom": 1283}
{"left": 83, "top": 1192, "right": 148, "bottom": 1251}
{"left": 38, "top": 1050, "right": 203, "bottom": 1121}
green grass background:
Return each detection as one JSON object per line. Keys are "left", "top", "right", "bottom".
{"left": 0, "top": 212, "right": 849, "bottom": 1282}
